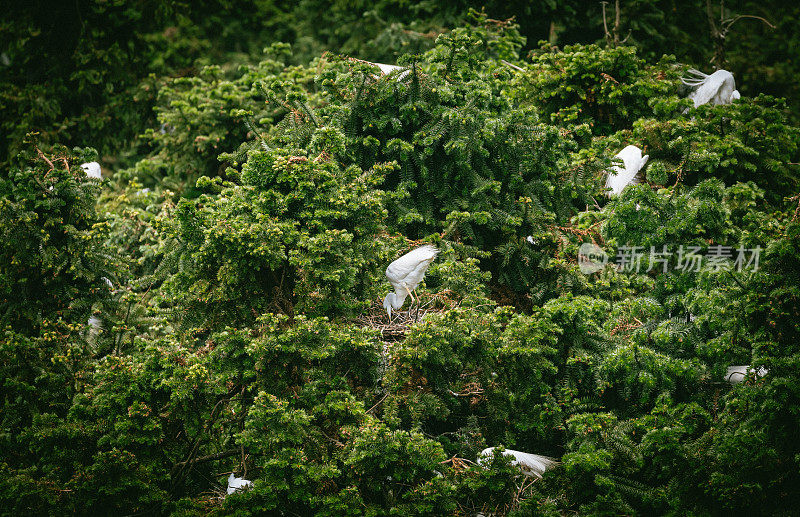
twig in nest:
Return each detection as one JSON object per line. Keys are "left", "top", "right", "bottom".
{"left": 439, "top": 455, "right": 475, "bottom": 473}
{"left": 366, "top": 393, "right": 389, "bottom": 414}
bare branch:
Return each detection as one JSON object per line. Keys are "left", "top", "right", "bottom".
{"left": 722, "top": 14, "right": 776, "bottom": 31}
{"left": 706, "top": 0, "right": 718, "bottom": 35}
{"left": 501, "top": 59, "right": 524, "bottom": 72}
{"left": 601, "top": 2, "right": 611, "bottom": 44}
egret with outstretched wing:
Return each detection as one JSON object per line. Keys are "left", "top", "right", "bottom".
{"left": 226, "top": 473, "right": 252, "bottom": 495}
{"left": 478, "top": 447, "right": 559, "bottom": 479}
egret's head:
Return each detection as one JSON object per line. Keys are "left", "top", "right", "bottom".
{"left": 80, "top": 161, "right": 102, "bottom": 179}
{"left": 383, "top": 293, "right": 394, "bottom": 318}
{"left": 731, "top": 90, "right": 741, "bottom": 102}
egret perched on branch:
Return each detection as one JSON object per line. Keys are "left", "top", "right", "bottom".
{"left": 372, "top": 62, "right": 404, "bottom": 75}
{"left": 383, "top": 245, "right": 439, "bottom": 320}
{"left": 681, "top": 69, "right": 740, "bottom": 108}
{"left": 477, "top": 447, "right": 559, "bottom": 479}
{"left": 226, "top": 473, "right": 252, "bottom": 495}
{"left": 80, "top": 161, "right": 102, "bottom": 179}
{"left": 725, "top": 365, "right": 767, "bottom": 384}
{"left": 605, "top": 145, "right": 649, "bottom": 196}
{"left": 356, "top": 59, "right": 410, "bottom": 80}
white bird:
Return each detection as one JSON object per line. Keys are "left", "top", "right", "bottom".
{"left": 605, "top": 145, "right": 649, "bottom": 196}
{"left": 477, "top": 447, "right": 559, "bottom": 479}
{"left": 226, "top": 473, "right": 252, "bottom": 495}
{"left": 681, "top": 69, "right": 740, "bottom": 108}
{"left": 368, "top": 61, "right": 410, "bottom": 80}
{"left": 87, "top": 316, "right": 102, "bottom": 343}
{"left": 725, "top": 365, "right": 768, "bottom": 384}
{"left": 81, "top": 162, "right": 102, "bottom": 179}
{"left": 383, "top": 245, "right": 439, "bottom": 319}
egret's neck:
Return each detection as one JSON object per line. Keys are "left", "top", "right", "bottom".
{"left": 386, "top": 291, "right": 408, "bottom": 310}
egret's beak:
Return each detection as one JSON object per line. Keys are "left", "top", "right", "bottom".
{"left": 386, "top": 306, "right": 392, "bottom": 319}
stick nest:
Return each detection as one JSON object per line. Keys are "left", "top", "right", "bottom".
{"left": 358, "top": 289, "right": 458, "bottom": 342}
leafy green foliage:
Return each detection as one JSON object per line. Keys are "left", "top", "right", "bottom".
{"left": 0, "top": 142, "right": 117, "bottom": 332}
{"left": 3, "top": 8, "right": 800, "bottom": 517}
{"left": 166, "top": 148, "right": 389, "bottom": 330}
{"left": 517, "top": 43, "right": 683, "bottom": 136}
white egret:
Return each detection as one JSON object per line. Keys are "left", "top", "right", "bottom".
{"left": 80, "top": 162, "right": 102, "bottom": 179}
{"left": 605, "top": 145, "right": 649, "bottom": 196}
{"left": 725, "top": 365, "right": 767, "bottom": 384}
{"left": 226, "top": 473, "right": 252, "bottom": 495}
{"left": 364, "top": 61, "right": 410, "bottom": 80}
{"left": 477, "top": 447, "right": 559, "bottom": 479}
{"left": 87, "top": 316, "right": 102, "bottom": 343}
{"left": 681, "top": 69, "right": 740, "bottom": 108}
{"left": 383, "top": 245, "right": 439, "bottom": 319}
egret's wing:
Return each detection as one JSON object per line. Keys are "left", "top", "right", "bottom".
{"left": 227, "top": 474, "right": 252, "bottom": 494}
{"left": 606, "top": 146, "right": 643, "bottom": 195}
{"left": 478, "top": 448, "right": 559, "bottom": 479}
{"left": 631, "top": 154, "right": 649, "bottom": 185}
{"left": 617, "top": 145, "right": 642, "bottom": 172}
{"left": 386, "top": 257, "right": 413, "bottom": 285}
{"left": 402, "top": 255, "right": 437, "bottom": 290}
{"left": 606, "top": 165, "right": 628, "bottom": 195}
{"left": 726, "top": 364, "right": 767, "bottom": 383}
{"left": 369, "top": 62, "right": 410, "bottom": 80}
{"left": 512, "top": 451, "right": 560, "bottom": 478}
{"left": 691, "top": 72, "right": 729, "bottom": 107}
{"left": 725, "top": 365, "right": 748, "bottom": 383}
{"left": 386, "top": 245, "right": 439, "bottom": 284}
{"left": 374, "top": 62, "right": 403, "bottom": 75}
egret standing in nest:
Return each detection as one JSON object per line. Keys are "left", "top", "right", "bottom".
{"left": 383, "top": 245, "right": 439, "bottom": 320}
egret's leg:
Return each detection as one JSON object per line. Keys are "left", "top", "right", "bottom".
{"left": 404, "top": 286, "right": 415, "bottom": 304}
{"left": 404, "top": 286, "right": 415, "bottom": 320}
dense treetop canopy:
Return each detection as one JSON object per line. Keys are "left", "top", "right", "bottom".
{"left": 2, "top": 3, "right": 800, "bottom": 516}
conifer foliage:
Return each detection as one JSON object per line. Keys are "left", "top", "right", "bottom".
{"left": 2, "top": 8, "right": 800, "bottom": 517}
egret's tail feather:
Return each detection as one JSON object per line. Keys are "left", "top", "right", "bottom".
{"left": 680, "top": 68, "right": 709, "bottom": 86}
